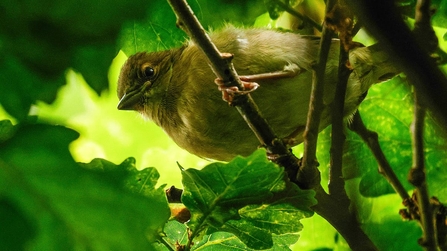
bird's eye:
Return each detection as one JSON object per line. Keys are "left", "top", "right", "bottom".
{"left": 142, "top": 66, "right": 155, "bottom": 78}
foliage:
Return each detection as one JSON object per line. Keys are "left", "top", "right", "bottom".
{"left": 0, "top": 123, "right": 169, "bottom": 250}
{"left": 0, "top": 0, "right": 447, "bottom": 250}
{"left": 180, "top": 150, "right": 315, "bottom": 249}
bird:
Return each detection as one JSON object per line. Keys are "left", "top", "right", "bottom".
{"left": 117, "top": 26, "right": 398, "bottom": 161}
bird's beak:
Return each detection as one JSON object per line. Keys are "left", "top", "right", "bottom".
{"left": 117, "top": 87, "right": 144, "bottom": 110}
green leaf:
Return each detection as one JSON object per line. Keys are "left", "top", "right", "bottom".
{"left": 218, "top": 181, "right": 314, "bottom": 249}
{"left": 126, "top": 164, "right": 166, "bottom": 196}
{"left": 0, "top": 197, "right": 37, "bottom": 251}
{"left": 190, "top": 0, "right": 266, "bottom": 27}
{"left": 80, "top": 157, "right": 166, "bottom": 192}
{"left": 360, "top": 193, "right": 422, "bottom": 251}
{"left": 0, "top": 120, "right": 15, "bottom": 142}
{"left": 181, "top": 149, "right": 316, "bottom": 249}
{"left": 193, "top": 231, "right": 257, "bottom": 250}
{"left": 0, "top": 55, "right": 65, "bottom": 120}
{"left": 192, "top": 231, "right": 297, "bottom": 251}
{"left": 241, "top": 187, "right": 315, "bottom": 234}
{"left": 0, "top": 123, "right": 170, "bottom": 250}
{"left": 81, "top": 158, "right": 169, "bottom": 218}
{"left": 433, "top": 0, "right": 447, "bottom": 28}
{"left": 154, "top": 220, "right": 189, "bottom": 250}
{"left": 181, "top": 150, "right": 282, "bottom": 229}
{"left": 79, "top": 157, "right": 171, "bottom": 244}
{"left": 118, "top": 0, "right": 266, "bottom": 56}
{"left": 340, "top": 77, "right": 447, "bottom": 200}
{"left": 118, "top": 0, "right": 185, "bottom": 56}
{"left": 124, "top": 162, "right": 169, "bottom": 212}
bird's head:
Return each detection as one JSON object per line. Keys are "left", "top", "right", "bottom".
{"left": 117, "top": 50, "right": 176, "bottom": 113}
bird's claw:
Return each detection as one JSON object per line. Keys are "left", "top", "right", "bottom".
{"left": 215, "top": 78, "right": 259, "bottom": 104}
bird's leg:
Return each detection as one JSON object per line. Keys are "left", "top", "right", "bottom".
{"left": 239, "top": 63, "right": 301, "bottom": 82}
{"left": 215, "top": 63, "right": 301, "bottom": 103}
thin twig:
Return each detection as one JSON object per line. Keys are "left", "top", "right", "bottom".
{"left": 407, "top": 1, "right": 437, "bottom": 249}
{"left": 298, "top": 0, "right": 336, "bottom": 189}
{"left": 166, "top": 0, "right": 302, "bottom": 184}
{"left": 413, "top": 0, "right": 438, "bottom": 54}
{"left": 271, "top": 0, "right": 323, "bottom": 32}
{"left": 327, "top": 0, "right": 354, "bottom": 198}
{"left": 348, "top": 112, "right": 411, "bottom": 201}
{"left": 328, "top": 38, "right": 350, "bottom": 198}
{"left": 322, "top": 4, "right": 376, "bottom": 249}
{"left": 409, "top": 92, "right": 436, "bottom": 250}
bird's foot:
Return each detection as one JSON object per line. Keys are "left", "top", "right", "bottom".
{"left": 214, "top": 78, "right": 259, "bottom": 104}
{"left": 214, "top": 63, "right": 301, "bottom": 104}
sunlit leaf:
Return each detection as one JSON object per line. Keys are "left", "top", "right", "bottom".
{"left": 341, "top": 77, "right": 447, "bottom": 199}
{"left": 154, "top": 220, "right": 188, "bottom": 250}
{"left": 118, "top": 0, "right": 266, "bottom": 56}
{"left": 118, "top": 0, "right": 185, "bottom": 56}
{"left": 181, "top": 149, "right": 316, "bottom": 249}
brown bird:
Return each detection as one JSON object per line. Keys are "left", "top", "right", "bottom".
{"left": 117, "top": 26, "right": 397, "bottom": 161}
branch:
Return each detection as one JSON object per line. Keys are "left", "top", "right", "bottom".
{"left": 312, "top": 185, "right": 379, "bottom": 251}
{"left": 343, "top": 0, "right": 447, "bottom": 133}
{"left": 298, "top": 0, "right": 336, "bottom": 189}
{"left": 348, "top": 112, "right": 411, "bottom": 201}
{"left": 328, "top": 39, "right": 350, "bottom": 198}
{"left": 166, "top": 0, "right": 302, "bottom": 183}
{"left": 413, "top": 0, "right": 438, "bottom": 54}
{"left": 409, "top": 92, "right": 436, "bottom": 250}
{"left": 407, "top": 1, "right": 437, "bottom": 249}
{"left": 317, "top": 4, "right": 377, "bottom": 250}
